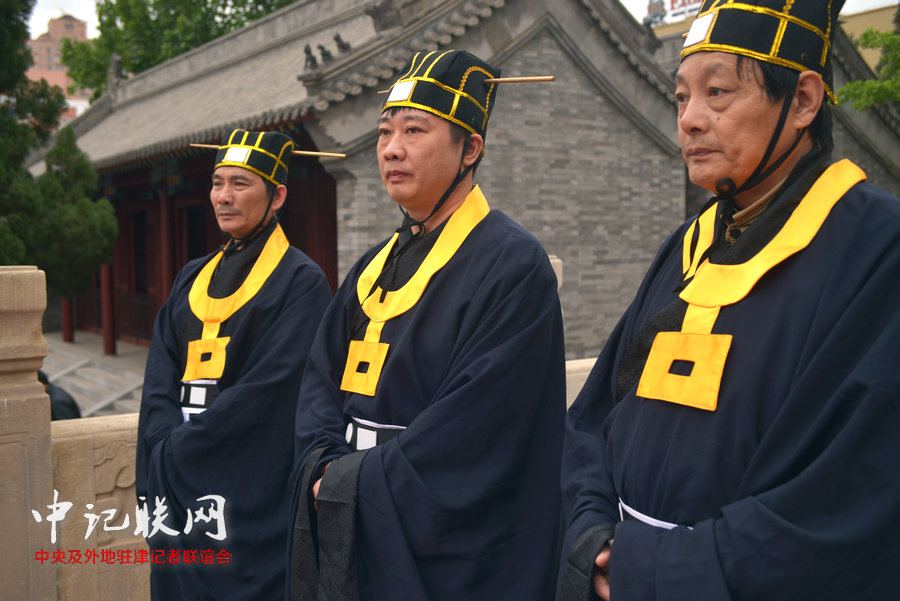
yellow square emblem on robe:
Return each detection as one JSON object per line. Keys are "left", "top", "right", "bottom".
{"left": 636, "top": 331, "right": 732, "bottom": 411}
{"left": 183, "top": 336, "right": 231, "bottom": 381}
{"left": 340, "top": 340, "right": 390, "bottom": 397}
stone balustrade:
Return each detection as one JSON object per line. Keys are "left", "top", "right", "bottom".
{"left": 1, "top": 264, "right": 593, "bottom": 600}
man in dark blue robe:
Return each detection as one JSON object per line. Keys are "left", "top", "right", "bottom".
{"left": 559, "top": 2, "right": 900, "bottom": 600}
{"left": 290, "top": 50, "right": 566, "bottom": 601}
{"left": 136, "top": 129, "right": 332, "bottom": 600}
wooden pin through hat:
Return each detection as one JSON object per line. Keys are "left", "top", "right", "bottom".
{"left": 482, "top": 76, "right": 555, "bottom": 84}
{"left": 377, "top": 75, "right": 555, "bottom": 94}
{"left": 189, "top": 143, "right": 346, "bottom": 159}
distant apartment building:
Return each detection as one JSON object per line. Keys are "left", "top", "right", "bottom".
{"left": 26, "top": 14, "right": 92, "bottom": 124}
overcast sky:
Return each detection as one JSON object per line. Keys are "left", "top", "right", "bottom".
{"left": 28, "top": 0, "right": 899, "bottom": 39}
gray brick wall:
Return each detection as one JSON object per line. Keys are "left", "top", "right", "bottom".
{"left": 832, "top": 117, "right": 900, "bottom": 198}
{"left": 334, "top": 25, "right": 900, "bottom": 364}
{"left": 336, "top": 29, "right": 685, "bottom": 361}
{"left": 479, "top": 30, "right": 685, "bottom": 359}
{"left": 335, "top": 149, "right": 398, "bottom": 277}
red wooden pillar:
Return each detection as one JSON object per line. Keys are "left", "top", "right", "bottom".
{"left": 60, "top": 297, "right": 74, "bottom": 342}
{"left": 100, "top": 263, "right": 116, "bottom": 355}
{"left": 158, "top": 186, "right": 174, "bottom": 304}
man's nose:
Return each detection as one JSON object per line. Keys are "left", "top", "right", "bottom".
{"left": 213, "top": 184, "right": 233, "bottom": 203}
{"left": 381, "top": 135, "right": 404, "bottom": 161}
{"left": 679, "top": 98, "right": 707, "bottom": 134}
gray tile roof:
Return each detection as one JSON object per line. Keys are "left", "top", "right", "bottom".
{"left": 36, "top": 0, "right": 675, "bottom": 171}
{"left": 70, "top": 0, "right": 380, "bottom": 169}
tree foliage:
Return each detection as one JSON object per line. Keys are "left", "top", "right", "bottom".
{"left": 0, "top": 1, "right": 117, "bottom": 294}
{"left": 13, "top": 127, "right": 118, "bottom": 297}
{"left": 0, "top": 0, "right": 67, "bottom": 264}
{"left": 839, "top": 7, "right": 900, "bottom": 112}
{"left": 62, "top": 0, "right": 295, "bottom": 99}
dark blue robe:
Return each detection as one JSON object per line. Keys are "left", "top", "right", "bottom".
{"left": 292, "top": 187, "right": 566, "bottom": 601}
{"left": 561, "top": 158, "right": 900, "bottom": 600}
{"left": 136, "top": 223, "right": 331, "bottom": 601}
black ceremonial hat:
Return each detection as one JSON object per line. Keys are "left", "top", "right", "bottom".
{"left": 681, "top": 0, "right": 846, "bottom": 103}
{"left": 214, "top": 129, "right": 295, "bottom": 186}
{"left": 382, "top": 50, "right": 501, "bottom": 138}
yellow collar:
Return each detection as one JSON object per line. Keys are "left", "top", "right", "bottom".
{"left": 189, "top": 224, "right": 289, "bottom": 324}
{"left": 356, "top": 185, "right": 490, "bottom": 322}
{"left": 681, "top": 159, "right": 866, "bottom": 308}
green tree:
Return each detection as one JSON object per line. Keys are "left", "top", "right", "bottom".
{"left": 0, "top": 0, "right": 67, "bottom": 263}
{"left": 15, "top": 126, "right": 118, "bottom": 297}
{"left": 839, "top": 7, "right": 900, "bottom": 112}
{"left": 62, "top": 0, "right": 295, "bottom": 99}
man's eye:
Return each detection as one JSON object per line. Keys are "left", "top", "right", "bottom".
{"left": 710, "top": 87, "right": 722, "bottom": 96}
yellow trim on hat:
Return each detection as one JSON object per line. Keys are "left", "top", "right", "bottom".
{"left": 822, "top": 0, "right": 835, "bottom": 68}
{"left": 384, "top": 75, "right": 492, "bottom": 117}
{"left": 422, "top": 50, "right": 453, "bottom": 78}
{"left": 213, "top": 160, "right": 281, "bottom": 186}
{"left": 684, "top": 42, "right": 838, "bottom": 103}
{"left": 216, "top": 131, "right": 294, "bottom": 185}
{"left": 682, "top": 1, "right": 838, "bottom": 102}
{"left": 461, "top": 65, "right": 496, "bottom": 132}
{"left": 398, "top": 51, "right": 428, "bottom": 80}
{"left": 382, "top": 99, "right": 480, "bottom": 136}
{"left": 694, "top": 2, "right": 831, "bottom": 43}
{"left": 384, "top": 51, "right": 497, "bottom": 136}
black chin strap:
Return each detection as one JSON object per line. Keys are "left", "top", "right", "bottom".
{"left": 715, "top": 83, "right": 806, "bottom": 199}
{"left": 399, "top": 135, "right": 478, "bottom": 239}
{"left": 223, "top": 193, "right": 276, "bottom": 255}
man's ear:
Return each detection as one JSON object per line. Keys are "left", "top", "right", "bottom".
{"left": 462, "top": 134, "right": 484, "bottom": 167}
{"left": 793, "top": 70, "right": 825, "bottom": 130}
{"left": 271, "top": 185, "right": 287, "bottom": 213}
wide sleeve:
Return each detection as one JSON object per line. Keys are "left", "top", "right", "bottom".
{"left": 358, "top": 248, "right": 566, "bottom": 599}
{"left": 607, "top": 241, "right": 900, "bottom": 601}
{"left": 292, "top": 259, "right": 367, "bottom": 472}
{"left": 135, "top": 266, "right": 195, "bottom": 503}
{"left": 564, "top": 189, "right": 900, "bottom": 601}
{"left": 295, "top": 236, "right": 567, "bottom": 600}
{"left": 558, "top": 222, "right": 702, "bottom": 601}
{"left": 136, "top": 262, "right": 332, "bottom": 520}
{"left": 561, "top": 224, "right": 693, "bottom": 551}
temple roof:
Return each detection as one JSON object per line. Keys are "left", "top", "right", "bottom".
{"left": 30, "top": 0, "right": 677, "bottom": 172}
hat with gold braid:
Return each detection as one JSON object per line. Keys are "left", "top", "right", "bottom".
{"left": 383, "top": 50, "right": 500, "bottom": 139}
{"left": 214, "top": 129, "right": 295, "bottom": 186}
{"left": 681, "top": 0, "right": 846, "bottom": 103}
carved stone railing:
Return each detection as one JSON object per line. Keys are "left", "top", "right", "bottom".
{"left": 0, "top": 266, "right": 148, "bottom": 601}
{"left": 0, "top": 266, "right": 55, "bottom": 601}
{"left": 52, "top": 414, "right": 149, "bottom": 601}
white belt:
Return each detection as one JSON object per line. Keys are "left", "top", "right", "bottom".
{"left": 345, "top": 417, "right": 406, "bottom": 450}
{"left": 618, "top": 498, "right": 692, "bottom": 530}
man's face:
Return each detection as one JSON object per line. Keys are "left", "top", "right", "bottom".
{"left": 377, "top": 108, "right": 466, "bottom": 218}
{"left": 675, "top": 52, "right": 789, "bottom": 196}
{"left": 210, "top": 166, "right": 275, "bottom": 239}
